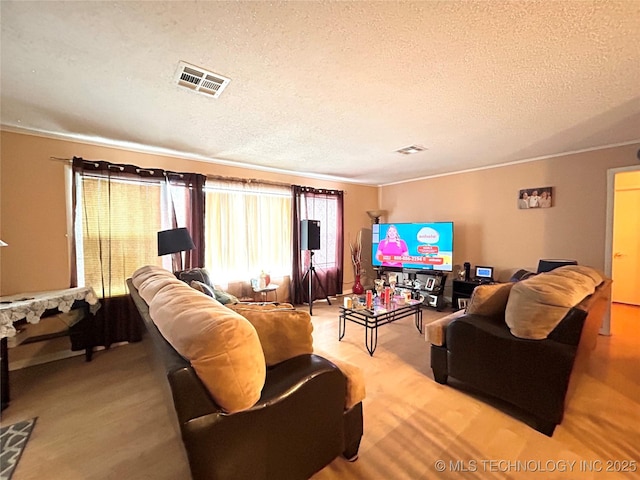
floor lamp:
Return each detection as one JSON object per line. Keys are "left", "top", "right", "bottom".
{"left": 157, "top": 228, "right": 195, "bottom": 272}
{"left": 366, "top": 211, "right": 386, "bottom": 282}
{"left": 366, "top": 210, "right": 387, "bottom": 224}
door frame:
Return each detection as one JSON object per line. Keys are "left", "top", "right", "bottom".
{"left": 603, "top": 164, "right": 640, "bottom": 335}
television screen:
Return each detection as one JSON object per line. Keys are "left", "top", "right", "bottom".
{"left": 372, "top": 222, "right": 454, "bottom": 272}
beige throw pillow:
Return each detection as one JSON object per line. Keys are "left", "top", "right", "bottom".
{"left": 466, "top": 282, "right": 515, "bottom": 316}
{"left": 137, "top": 276, "right": 185, "bottom": 304}
{"left": 505, "top": 267, "right": 600, "bottom": 339}
{"left": 131, "top": 265, "right": 176, "bottom": 289}
{"left": 548, "top": 265, "right": 604, "bottom": 286}
{"left": 227, "top": 303, "right": 314, "bottom": 366}
{"left": 148, "top": 280, "right": 266, "bottom": 413}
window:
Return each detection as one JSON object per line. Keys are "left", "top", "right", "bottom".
{"left": 72, "top": 159, "right": 204, "bottom": 297}
{"left": 204, "top": 179, "right": 292, "bottom": 282}
{"left": 74, "top": 173, "right": 170, "bottom": 296}
{"left": 299, "top": 194, "right": 338, "bottom": 270}
{"left": 291, "top": 186, "right": 344, "bottom": 303}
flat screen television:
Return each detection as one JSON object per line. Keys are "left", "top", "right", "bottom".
{"left": 372, "top": 222, "right": 454, "bottom": 272}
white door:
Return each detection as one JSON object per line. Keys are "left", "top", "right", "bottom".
{"left": 612, "top": 172, "right": 640, "bottom": 305}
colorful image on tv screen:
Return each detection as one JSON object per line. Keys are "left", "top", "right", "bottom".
{"left": 372, "top": 222, "right": 454, "bottom": 271}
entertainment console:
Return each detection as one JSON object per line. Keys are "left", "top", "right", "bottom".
{"left": 377, "top": 269, "right": 447, "bottom": 311}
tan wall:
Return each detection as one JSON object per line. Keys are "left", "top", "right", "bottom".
{"left": 3, "top": 130, "right": 638, "bottom": 295}
{"left": 380, "top": 143, "right": 640, "bottom": 281}
{"left": 0, "top": 130, "right": 378, "bottom": 295}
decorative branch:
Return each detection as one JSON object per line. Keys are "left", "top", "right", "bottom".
{"left": 349, "top": 230, "right": 363, "bottom": 277}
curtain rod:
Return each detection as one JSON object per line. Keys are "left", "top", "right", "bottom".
{"left": 50, "top": 157, "right": 308, "bottom": 190}
{"left": 206, "top": 174, "right": 291, "bottom": 188}
{"left": 49, "top": 157, "right": 182, "bottom": 176}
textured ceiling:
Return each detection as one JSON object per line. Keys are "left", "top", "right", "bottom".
{"left": 1, "top": 1, "right": 639, "bottom": 185}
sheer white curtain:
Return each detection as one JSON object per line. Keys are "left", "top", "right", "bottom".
{"left": 204, "top": 179, "right": 292, "bottom": 283}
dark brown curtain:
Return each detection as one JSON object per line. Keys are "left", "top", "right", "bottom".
{"left": 70, "top": 157, "right": 205, "bottom": 347}
{"left": 166, "top": 173, "right": 206, "bottom": 269}
{"left": 291, "top": 187, "right": 303, "bottom": 304}
{"left": 290, "top": 185, "right": 344, "bottom": 304}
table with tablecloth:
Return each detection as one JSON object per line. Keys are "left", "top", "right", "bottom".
{"left": 0, "top": 287, "right": 101, "bottom": 410}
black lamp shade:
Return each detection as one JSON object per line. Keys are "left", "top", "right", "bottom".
{"left": 158, "top": 228, "right": 195, "bottom": 256}
{"left": 537, "top": 259, "right": 578, "bottom": 273}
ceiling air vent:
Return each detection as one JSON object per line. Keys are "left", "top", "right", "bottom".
{"left": 174, "top": 61, "right": 230, "bottom": 98}
{"left": 395, "top": 144, "right": 427, "bottom": 155}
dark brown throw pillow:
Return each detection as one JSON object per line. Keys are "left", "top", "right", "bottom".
{"left": 176, "top": 268, "right": 213, "bottom": 287}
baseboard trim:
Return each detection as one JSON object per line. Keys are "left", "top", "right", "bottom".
{"left": 9, "top": 349, "right": 86, "bottom": 371}
{"left": 8, "top": 342, "right": 128, "bottom": 371}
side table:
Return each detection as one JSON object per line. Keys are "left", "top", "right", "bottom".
{"left": 252, "top": 284, "right": 279, "bottom": 302}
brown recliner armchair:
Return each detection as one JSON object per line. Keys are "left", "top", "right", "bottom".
{"left": 127, "top": 268, "right": 363, "bottom": 480}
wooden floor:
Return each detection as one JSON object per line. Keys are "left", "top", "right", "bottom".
{"left": 1, "top": 302, "right": 638, "bottom": 479}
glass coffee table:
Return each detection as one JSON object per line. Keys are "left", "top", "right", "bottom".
{"left": 339, "top": 298, "right": 423, "bottom": 356}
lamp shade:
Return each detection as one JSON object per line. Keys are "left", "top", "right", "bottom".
{"left": 158, "top": 228, "right": 195, "bottom": 256}
{"left": 366, "top": 210, "right": 387, "bottom": 224}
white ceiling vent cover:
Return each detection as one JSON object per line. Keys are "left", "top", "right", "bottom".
{"left": 174, "top": 61, "right": 230, "bottom": 98}
{"left": 396, "top": 144, "right": 427, "bottom": 155}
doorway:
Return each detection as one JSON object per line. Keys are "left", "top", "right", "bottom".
{"left": 604, "top": 165, "right": 640, "bottom": 334}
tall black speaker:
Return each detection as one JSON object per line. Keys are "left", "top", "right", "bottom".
{"left": 300, "top": 220, "right": 320, "bottom": 251}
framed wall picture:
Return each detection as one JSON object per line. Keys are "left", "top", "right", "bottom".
{"left": 518, "top": 187, "right": 553, "bottom": 209}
